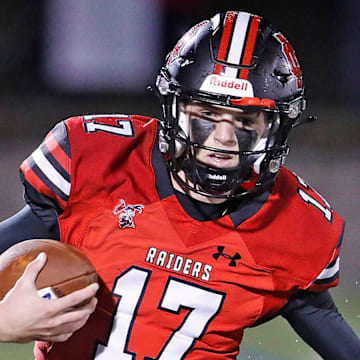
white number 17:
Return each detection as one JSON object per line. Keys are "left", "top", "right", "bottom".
{"left": 95, "top": 267, "right": 225, "bottom": 360}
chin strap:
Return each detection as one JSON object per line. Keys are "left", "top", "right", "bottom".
{"left": 178, "top": 152, "right": 255, "bottom": 194}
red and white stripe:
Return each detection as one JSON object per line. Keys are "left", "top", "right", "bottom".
{"left": 214, "top": 12, "right": 261, "bottom": 80}
{"left": 31, "top": 146, "right": 70, "bottom": 196}
{"left": 20, "top": 122, "right": 71, "bottom": 208}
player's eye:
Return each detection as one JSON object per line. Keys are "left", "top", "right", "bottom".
{"left": 235, "top": 112, "right": 259, "bottom": 129}
{"left": 200, "top": 110, "right": 216, "bottom": 119}
{"left": 232, "top": 118, "right": 253, "bottom": 130}
{"left": 240, "top": 118, "right": 255, "bottom": 127}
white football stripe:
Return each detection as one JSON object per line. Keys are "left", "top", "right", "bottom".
{"left": 224, "top": 12, "right": 250, "bottom": 78}
{"left": 32, "top": 147, "right": 71, "bottom": 196}
{"left": 316, "top": 257, "right": 340, "bottom": 280}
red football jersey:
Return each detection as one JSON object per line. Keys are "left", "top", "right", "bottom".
{"left": 20, "top": 115, "right": 344, "bottom": 359}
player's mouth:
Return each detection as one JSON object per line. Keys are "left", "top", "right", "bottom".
{"left": 205, "top": 152, "right": 238, "bottom": 168}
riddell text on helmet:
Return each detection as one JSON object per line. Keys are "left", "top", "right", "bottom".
{"left": 200, "top": 74, "right": 254, "bottom": 97}
{"left": 210, "top": 77, "right": 248, "bottom": 90}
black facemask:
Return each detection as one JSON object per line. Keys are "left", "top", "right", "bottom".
{"left": 190, "top": 116, "right": 259, "bottom": 154}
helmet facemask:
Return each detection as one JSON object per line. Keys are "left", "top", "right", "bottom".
{"left": 160, "top": 94, "right": 286, "bottom": 199}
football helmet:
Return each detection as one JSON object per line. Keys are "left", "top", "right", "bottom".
{"left": 155, "top": 11, "right": 309, "bottom": 199}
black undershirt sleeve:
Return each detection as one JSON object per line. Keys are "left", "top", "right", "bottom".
{"left": 281, "top": 290, "right": 360, "bottom": 359}
{"left": 0, "top": 205, "right": 59, "bottom": 253}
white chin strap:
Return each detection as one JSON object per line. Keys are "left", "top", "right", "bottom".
{"left": 252, "top": 114, "right": 280, "bottom": 174}
{"left": 252, "top": 137, "right": 267, "bottom": 174}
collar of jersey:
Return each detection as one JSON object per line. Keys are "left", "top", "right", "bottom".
{"left": 152, "top": 135, "right": 272, "bottom": 226}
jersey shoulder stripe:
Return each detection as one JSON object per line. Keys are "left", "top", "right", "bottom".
{"left": 20, "top": 159, "right": 67, "bottom": 209}
{"left": 26, "top": 153, "right": 69, "bottom": 200}
{"left": 39, "top": 142, "right": 70, "bottom": 183}
{"left": 47, "top": 121, "right": 71, "bottom": 158}
{"left": 44, "top": 131, "right": 71, "bottom": 174}
{"left": 20, "top": 121, "right": 71, "bottom": 210}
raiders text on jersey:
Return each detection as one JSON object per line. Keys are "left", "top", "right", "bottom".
{"left": 145, "top": 247, "right": 213, "bottom": 281}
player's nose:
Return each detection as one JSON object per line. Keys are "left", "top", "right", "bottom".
{"left": 213, "top": 120, "right": 237, "bottom": 146}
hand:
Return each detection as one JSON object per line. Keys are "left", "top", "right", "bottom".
{"left": 0, "top": 252, "right": 99, "bottom": 343}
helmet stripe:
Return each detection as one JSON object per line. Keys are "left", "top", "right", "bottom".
{"left": 214, "top": 12, "right": 261, "bottom": 80}
{"left": 239, "top": 15, "right": 261, "bottom": 79}
{"left": 223, "top": 12, "right": 251, "bottom": 78}
{"left": 213, "top": 11, "right": 236, "bottom": 75}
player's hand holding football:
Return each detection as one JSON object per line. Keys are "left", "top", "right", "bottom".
{"left": 0, "top": 252, "right": 99, "bottom": 343}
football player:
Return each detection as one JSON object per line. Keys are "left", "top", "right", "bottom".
{"left": 0, "top": 10, "right": 360, "bottom": 359}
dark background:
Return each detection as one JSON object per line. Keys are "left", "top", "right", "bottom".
{"left": 0, "top": 1, "right": 359, "bottom": 359}
{"left": 0, "top": 0, "right": 359, "bottom": 139}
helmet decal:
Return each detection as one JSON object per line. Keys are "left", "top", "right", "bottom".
{"left": 214, "top": 11, "right": 261, "bottom": 79}
{"left": 166, "top": 20, "right": 209, "bottom": 67}
{"left": 200, "top": 74, "right": 254, "bottom": 97}
{"left": 273, "top": 32, "right": 303, "bottom": 89}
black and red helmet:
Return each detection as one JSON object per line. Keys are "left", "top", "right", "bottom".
{"left": 155, "top": 11, "right": 309, "bottom": 198}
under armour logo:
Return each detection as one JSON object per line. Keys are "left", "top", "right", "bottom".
{"left": 212, "top": 246, "right": 241, "bottom": 267}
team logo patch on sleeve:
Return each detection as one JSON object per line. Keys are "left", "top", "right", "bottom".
{"left": 113, "top": 199, "right": 144, "bottom": 229}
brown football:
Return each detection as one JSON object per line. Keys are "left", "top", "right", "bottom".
{"left": 0, "top": 239, "right": 97, "bottom": 300}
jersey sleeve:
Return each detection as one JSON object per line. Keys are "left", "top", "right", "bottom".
{"left": 19, "top": 121, "right": 71, "bottom": 217}
{"left": 294, "top": 173, "right": 344, "bottom": 292}
{"left": 307, "top": 224, "right": 344, "bottom": 292}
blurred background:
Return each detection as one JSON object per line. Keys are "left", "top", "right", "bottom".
{"left": 0, "top": 0, "right": 359, "bottom": 358}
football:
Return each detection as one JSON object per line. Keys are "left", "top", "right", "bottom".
{"left": 0, "top": 239, "right": 97, "bottom": 300}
